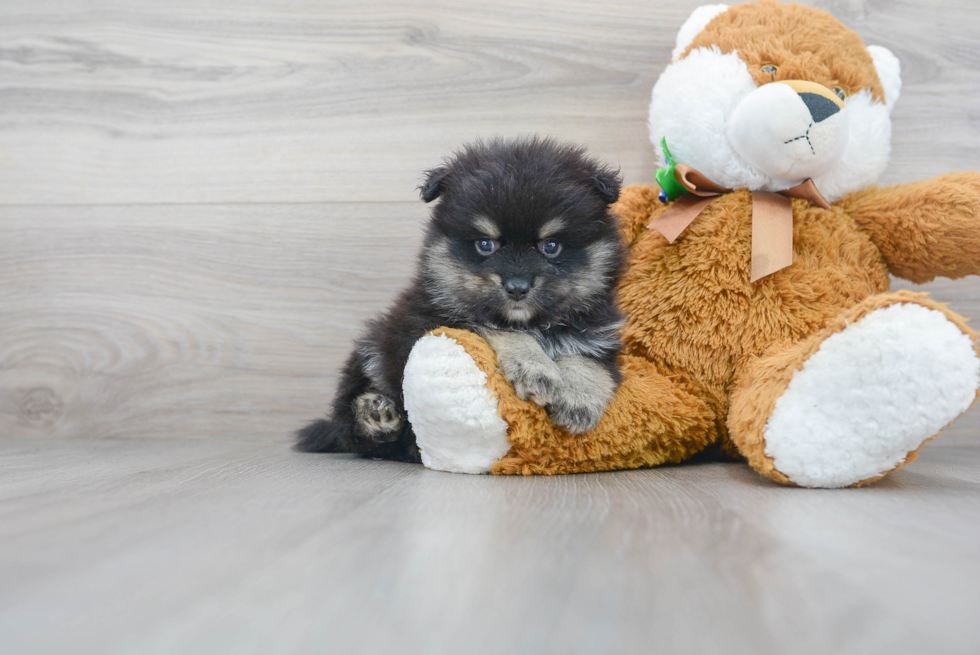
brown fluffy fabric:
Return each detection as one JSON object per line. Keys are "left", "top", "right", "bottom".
{"left": 839, "top": 173, "right": 980, "bottom": 283}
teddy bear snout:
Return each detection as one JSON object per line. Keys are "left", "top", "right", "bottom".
{"left": 779, "top": 79, "right": 845, "bottom": 123}
{"left": 799, "top": 92, "right": 841, "bottom": 123}
{"left": 727, "top": 80, "right": 849, "bottom": 184}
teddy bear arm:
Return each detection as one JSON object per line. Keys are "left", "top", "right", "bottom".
{"left": 840, "top": 173, "right": 980, "bottom": 284}
{"left": 493, "top": 354, "right": 720, "bottom": 474}
{"left": 404, "top": 327, "right": 720, "bottom": 475}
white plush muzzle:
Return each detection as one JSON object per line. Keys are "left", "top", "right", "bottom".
{"left": 727, "top": 82, "right": 849, "bottom": 183}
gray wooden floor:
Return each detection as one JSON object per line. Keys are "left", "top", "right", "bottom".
{"left": 2, "top": 437, "right": 980, "bottom": 655}
{"left": 3, "top": 0, "right": 980, "bottom": 652}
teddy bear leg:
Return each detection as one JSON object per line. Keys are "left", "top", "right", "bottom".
{"left": 402, "top": 330, "right": 511, "bottom": 474}
{"left": 404, "top": 328, "right": 720, "bottom": 475}
{"left": 728, "top": 291, "right": 980, "bottom": 488}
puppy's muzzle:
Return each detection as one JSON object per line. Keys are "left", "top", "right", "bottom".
{"left": 503, "top": 278, "right": 532, "bottom": 301}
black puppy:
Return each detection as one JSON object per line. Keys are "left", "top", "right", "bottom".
{"left": 297, "top": 136, "right": 626, "bottom": 462}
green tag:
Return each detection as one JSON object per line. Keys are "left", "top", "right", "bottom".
{"left": 654, "top": 137, "right": 689, "bottom": 203}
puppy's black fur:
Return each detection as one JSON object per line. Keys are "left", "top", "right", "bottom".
{"left": 296, "top": 136, "right": 626, "bottom": 462}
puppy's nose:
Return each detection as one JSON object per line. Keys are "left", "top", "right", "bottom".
{"left": 503, "top": 278, "right": 531, "bottom": 301}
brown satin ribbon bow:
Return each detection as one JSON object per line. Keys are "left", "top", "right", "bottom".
{"left": 647, "top": 164, "right": 831, "bottom": 282}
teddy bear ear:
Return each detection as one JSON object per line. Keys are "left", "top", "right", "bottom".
{"left": 867, "top": 45, "right": 902, "bottom": 110}
{"left": 672, "top": 4, "right": 729, "bottom": 61}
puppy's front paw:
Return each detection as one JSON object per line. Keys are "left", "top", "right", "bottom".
{"left": 544, "top": 356, "right": 616, "bottom": 434}
{"left": 498, "top": 355, "right": 562, "bottom": 406}
{"left": 548, "top": 401, "right": 605, "bottom": 434}
{"left": 353, "top": 392, "right": 404, "bottom": 442}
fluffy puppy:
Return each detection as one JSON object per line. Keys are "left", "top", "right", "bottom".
{"left": 296, "top": 136, "right": 626, "bottom": 463}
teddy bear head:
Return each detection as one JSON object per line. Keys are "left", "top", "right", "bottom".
{"left": 649, "top": 0, "right": 902, "bottom": 202}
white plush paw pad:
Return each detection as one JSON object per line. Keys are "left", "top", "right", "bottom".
{"left": 764, "top": 303, "right": 980, "bottom": 488}
{"left": 403, "top": 334, "right": 510, "bottom": 474}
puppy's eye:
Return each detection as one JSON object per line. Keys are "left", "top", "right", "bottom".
{"left": 832, "top": 86, "right": 847, "bottom": 101}
{"left": 538, "top": 239, "right": 562, "bottom": 258}
{"left": 475, "top": 238, "right": 499, "bottom": 256}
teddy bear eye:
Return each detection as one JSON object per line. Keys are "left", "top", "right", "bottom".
{"left": 761, "top": 64, "right": 778, "bottom": 76}
{"left": 832, "top": 86, "right": 847, "bottom": 101}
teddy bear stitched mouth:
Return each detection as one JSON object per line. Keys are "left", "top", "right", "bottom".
{"left": 725, "top": 81, "right": 850, "bottom": 184}
{"left": 783, "top": 122, "right": 815, "bottom": 155}
{"left": 780, "top": 92, "right": 841, "bottom": 157}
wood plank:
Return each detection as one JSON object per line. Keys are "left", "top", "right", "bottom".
{"left": 0, "top": 0, "right": 978, "bottom": 204}
{"left": 0, "top": 202, "right": 425, "bottom": 441}
{"left": 1, "top": 437, "right": 978, "bottom": 654}
{"left": 2, "top": 202, "right": 980, "bottom": 444}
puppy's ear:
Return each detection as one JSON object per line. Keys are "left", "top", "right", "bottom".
{"left": 419, "top": 166, "right": 449, "bottom": 203}
{"left": 589, "top": 167, "right": 622, "bottom": 205}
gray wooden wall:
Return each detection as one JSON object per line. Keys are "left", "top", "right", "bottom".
{"left": 2, "top": 0, "right": 979, "bottom": 443}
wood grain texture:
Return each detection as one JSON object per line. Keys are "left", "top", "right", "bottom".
{"left": 1, "top": 5, "right": 979, "bottom": 440}
{"left": 2, "top": 202, "right": 979, "bottom": 443}
{"left": 1, "top": 437, "right": 979, "bottom": 655}
{"left": 0, "top": 203, "right": 426, "bottom": 440}
{"left": 1, "top": 0, "right": 979, "bottom": 204}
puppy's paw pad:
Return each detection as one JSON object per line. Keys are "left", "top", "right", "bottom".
{"left": 354, "top": 392, "right": 404, "bottom": 441}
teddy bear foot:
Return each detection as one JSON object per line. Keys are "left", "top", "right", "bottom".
{"left": 731, "top": 295, "right": 980, "bottom": 488}
{"left": 402, "top": 333, "right": 511, "bottom": 474}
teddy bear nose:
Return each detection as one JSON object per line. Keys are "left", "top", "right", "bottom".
{"left": 776, "top": 80, "right": 845, "bottom": 124}
{"left": 799, "top": 92, "right": 841, "bottom": 123}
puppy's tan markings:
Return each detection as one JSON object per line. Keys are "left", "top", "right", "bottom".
{"left": 538, "top": 217, "right": 566, "bottom": 239}
{"left": 472, "top": 215, "right": 501, "bottom": 238}
{"left": 564, "top": 239, "right": 620, "bottom": 303}
{"left": 425, "top": 237, "right": 483, "bottom": 292}
{"left": 587, "top": 239, "right": 619, "bottom": 272}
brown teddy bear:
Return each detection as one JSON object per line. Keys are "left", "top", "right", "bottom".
{"left": 400, "top": 0, "right": 980, "bottom": 488}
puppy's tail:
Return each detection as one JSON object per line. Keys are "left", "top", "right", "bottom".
{"left": 294, "top": 418, "right": 352, "bottom": 453}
